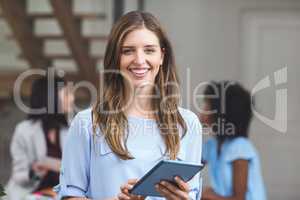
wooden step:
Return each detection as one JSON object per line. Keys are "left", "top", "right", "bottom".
{"left": 18, "top": 54, "right": 103, "bottom": 60}
{"left": 6, "top": 34, "right": 108, "bottom": 41}
{"left": 0, "top": 13, "right": 106, "bottom": 20}
{"left": 36, "top": 35, "right": 108, "bottom": 41}
{"left": 29, "top": 13, "right": 106, "bottom": 20}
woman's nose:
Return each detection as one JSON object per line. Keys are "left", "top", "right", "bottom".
{"left": 133, "top": 51, "right": 146, "bottom": 65}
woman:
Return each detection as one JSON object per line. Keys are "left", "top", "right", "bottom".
{"left": 200, "top": 81, "right": 267, "bottom": 200}
{"left": 56, "top": 11, "right": 202, "bottom": 200}
{"left": 5, "top": 74, "right": 74, "bottom": 200}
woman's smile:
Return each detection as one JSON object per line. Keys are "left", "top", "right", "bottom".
{"left": 128, "top": 67, "right": 151, "bottom": 78}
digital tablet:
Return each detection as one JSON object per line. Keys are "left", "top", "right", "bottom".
{"left": 129, "top": 160, "right": 204, "bottom": 197}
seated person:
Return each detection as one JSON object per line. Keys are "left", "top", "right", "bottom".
{"left": 200, "top": 81, "right": 267, "bottom": 200}
{"left": 5, "top": 73, "right": 74, "bottom": 200}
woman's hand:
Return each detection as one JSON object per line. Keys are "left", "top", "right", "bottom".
{"left": 118, "top": 179, "right": 145, "bottom": 200}
{"left": 31, "top": 161, "right": 48, "bottom": 178}
{"left": 155, "top": 176, "right": 190, "bottom": 200}
{"left": 201, "top": 187, "right": 216, "bottom": 200}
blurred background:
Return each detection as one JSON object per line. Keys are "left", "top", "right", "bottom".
{"left": 0, "top": 0, "right": 299, "bottom": 199}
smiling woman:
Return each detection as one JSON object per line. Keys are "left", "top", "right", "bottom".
{"left": 55, "top": 11, "right": 203, "bottom": 200}
{"left": 119, "top": 28, "right": 164, "bottom": 88}
{"left": 5, "top": 74, "right": 74, "bottom": 200}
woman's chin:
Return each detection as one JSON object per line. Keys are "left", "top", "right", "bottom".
{"left": 133, "top": 79, "right": 156, "bottom": 89}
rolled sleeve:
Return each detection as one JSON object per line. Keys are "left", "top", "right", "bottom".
{"left": 224, "top": 138, "right": 255, "bottom": 163}
{"left": 55, "top": 113, "right": 92, "bottom": 199}
{"left": 55, "top": 170, "right": 86, "bottom": 199}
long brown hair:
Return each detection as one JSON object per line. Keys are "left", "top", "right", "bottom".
{"left": 92, "top": 11, "right": 187, "bottom": 160}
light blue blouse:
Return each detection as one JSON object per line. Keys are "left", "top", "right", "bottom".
{"left": 55, "top": 108, "right": 202, "bottom": 200}
{"left": 203, "top": 137, "right": 267, "bottom": 200}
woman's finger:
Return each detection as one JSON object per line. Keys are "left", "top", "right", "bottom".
{"left": 155, "top": 184, "right": 178, "bottom": 200}
{"left": 118, "top": 192, "right": 131, "bottom": 200}
{"left": 127, "top": 179, "right": 139, "bottom": 185}
{"left": 174, "top": 176, "right": 190, "bottom": 192}
{"left": 120, "top": 183, "right": 133, "bottom": 191}
{"left": 119, "top": 179, "right": 142, "bottom": 200}
{"left": 131, "top": 195, "right": 145, "bottom": 200}
{"left": 159, "top": 181, "right": 189, "bottom": 199}
{"left": 120, "top": 179, "right": 138, "bottom": 193}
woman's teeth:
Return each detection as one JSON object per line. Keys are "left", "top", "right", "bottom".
{"left": 129, "top": 68, "right": 149, "bottom": 77}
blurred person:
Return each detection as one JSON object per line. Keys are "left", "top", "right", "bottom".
{"left": 55, "top": 11, "right": 202, "bottom": 200}
{"left": 200, "top": 81, "right": 267, "bottom": 200}
{"left": 5, "top": 74, "right": 74, "bottom": 200}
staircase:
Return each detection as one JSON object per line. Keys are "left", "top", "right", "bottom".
{"left": 0, "top": 0, "right": 112, "bottom": 96}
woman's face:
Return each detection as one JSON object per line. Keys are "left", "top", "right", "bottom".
{"left": 199, "top": 101, "right": 212, "bottom": 127}
{"left": 119, "top": 27, "right": 164, "bottom": 89}
{"left": 58, "top": 86, "right": 74, "bottom": 114}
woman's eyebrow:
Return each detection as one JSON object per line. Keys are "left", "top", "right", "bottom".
{"left": 144, "top": 45, "right": 160, "bottom": 48}
{"left": 122, "top": 44, "right": 159, "bottom": 48}
{"left": 122, "top": 46, "right": 135, "bottom": 48}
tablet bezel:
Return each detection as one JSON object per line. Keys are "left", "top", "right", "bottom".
{"left": 129, "top": 160, "right": 204, "bottom": 197}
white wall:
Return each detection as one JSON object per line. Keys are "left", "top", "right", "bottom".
{"left": 145, "top": 0, "right": 300, "bottom": 103}
{"left": 145, "top": 1, "right": 300, "bottom": 200}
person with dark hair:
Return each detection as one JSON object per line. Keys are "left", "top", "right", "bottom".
{"left": 55, "top": 11, "right": 202, "bottom": 200}
{"left": 5, "top": 74, "right": 74, "bottom": 200}
{"left": 200, "top": 81, "right": 267, "bottom": 200}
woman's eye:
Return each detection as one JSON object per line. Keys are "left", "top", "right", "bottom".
{"left": 144, "top": 48, "right": 156, "bottom": 54}
{"left": 122, "top": 49, "right": 134, "bottom": 55}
